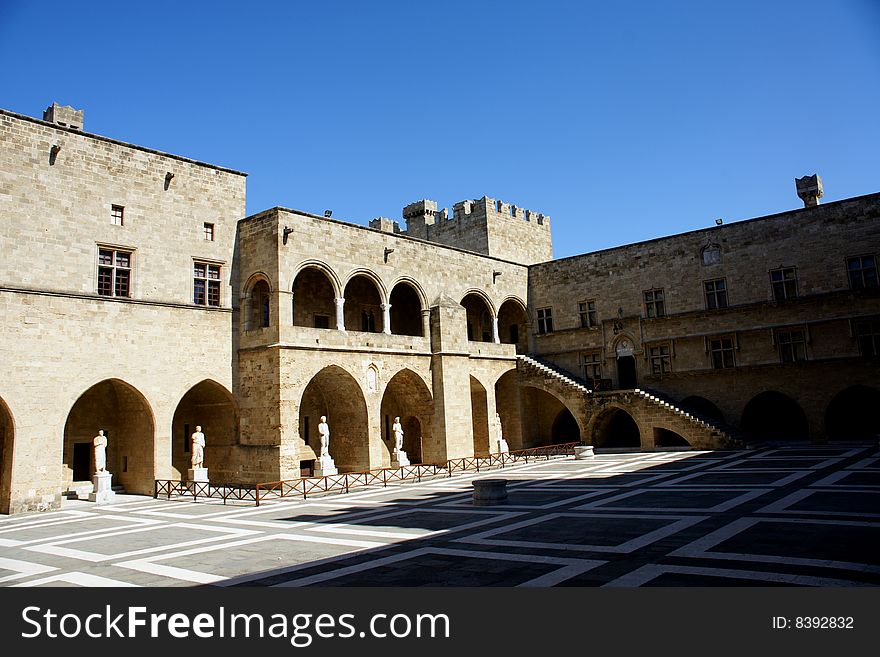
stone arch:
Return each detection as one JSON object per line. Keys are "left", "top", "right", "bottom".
{"left": 379, "top": 368, "right": 434, "bottom": 465}
{"left": 389, "top": 276, "right": 428, "bottom": 310}
{"left": 498, "top": 296, "right": 529, "bottom": 351}
{"left": 495, "top": 368, "right": 522, "bottom": 451}
{"left": 653, "top": 427, "right": 691, "bottom": 448}
{"left": 590, "top": 405, "right": 641, "bottom": 449}
{"left": 741, "top": 391, "right": 809, "bottom": 442}
{"left": 344, "top": 273, "right": 384, "bottom": 333}
{"left": 389, "top": 279, "right": 425, "bottom": 337}
{"left": 0, "top": 396, "right": 14, "bottom": 514}
{"left": 63, "top": 379, "right": 156, "bottom": 495}
{"left": 551, "top": 408, "right": 580, "bottom": 444}
{"left": 243, "top": 272, "right": 272, "bottom": 331}
{"left": 680, "top": 396, "right": 725, "bottom": 424}
{"left": 520, "top": 385, "right": 585, "bottom": 448}
{"left": 291, "top": 260, "right": 343, "bottom": 298}
{"left": 171, "top": 380, "right": 238, "bottom": 480}
{"left": 470, "top": 375, "right": 491, "bottom": 456}
{"left": 825, "top": 385, "right": 880, "bottom": 441}
{"left": 298, "top": 366, "right": 370, "bottom": 472}
{"left": 461, "top": 291, "right": 496, "bottom": 343}
{"left": 292, "top": 264, "right": 339, "bottom": 328}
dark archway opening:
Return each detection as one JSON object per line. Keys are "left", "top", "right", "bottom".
{"left": 344, "top": 275, "right": 382, "bottom": 333}
{"left": 654, "top": 427, "right": 691, "bottom": 448}
{"left": 680, "top": 396, "right": 725, "bottom": 423}
{"left": 592, "top": 408, "right": 640, "bottom": 448}
{"left": 617, "top": 356, "right": 637, "bottom": 389}
{"left": 498, "top": 299, "right": 528, "bottom": 353}
{"left": 389, "top": 282, "right": 423, "bottom": 336}
{"left": 298, "top": 366, "right": 370, "bottom": 472}
{"left": 0, "top": 398, "right": 13, "bottom": 514}
{"left": 461, "top": 294, "right": 494, "bottom": 343}
{"left": 825, "top": 386, "right": 880, "bottom": 441}
{"left": 380, "top": 369, "right": 434, "bottom": 466}
{"left": 63, "top": 380, "right": 155, "bottom": 495}
{"left": 551, "top": 408, "right": 580, "bottom": 444}
{"left": 246, "top": 279, "right": 271, "bottom": 330}
{"left": 470, "top": 376, "right": 491, "bottom": 456}
{"left": 292, "top": 268, "right": 336, "bottom": 328}
{"left": 172, "top": 380, "right": 237, "bottom": 481}
{"left": 741, "top": 391, "right": 809, "bottom": 442}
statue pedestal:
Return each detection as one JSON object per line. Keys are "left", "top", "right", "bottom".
{"left": 314, "top": 455, "right": 338, "bottom": 477}
{"left": 497, "top": 439, "right": 510, "bottom": 454}
{"left": 88, "top": 472, "right": 115, "bottom": 504}
{"left": 187, "top": 467, "right": 209, "bottom": 483}
{"left": 392, "top": 450, "right": 410, "bottom": 467}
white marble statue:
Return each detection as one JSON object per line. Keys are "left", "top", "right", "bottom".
{"left": 392, "top": 416, "right": 404, "bottom": 455}
{"left": 93, "top": 430, "right": 108, "bottom": 473}
{"left": 496, "top": 413, "right": 510, "bottom": 453}
{"left": 191, "top": 425, "right": 206, "bottom": 468}
{"left": 318, "top": 416, "right": 330, "bottom": 457}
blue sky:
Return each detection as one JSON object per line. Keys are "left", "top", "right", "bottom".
{"left": 2, "top": 1, "right": 878, "bottom": 258}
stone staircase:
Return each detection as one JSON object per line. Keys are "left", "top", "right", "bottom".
{"left": 633, "top": 387, "right": 747, "bottom": 448}
{"left": 516, "top": 354, "right": 592, "bottom": 394}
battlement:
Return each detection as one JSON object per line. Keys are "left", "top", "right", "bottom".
{"left": 400, "top": 195, "right": 552, "bottom": 265}
{"left": 369, "top": 217, "right": 401, "bottom": 234}
{"left": 452, "top": 195, "right": 550, "bottom": 228}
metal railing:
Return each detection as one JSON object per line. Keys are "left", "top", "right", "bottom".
{"left": 255, "top": 441, "right": 579, "bottom": 506}
{"left": 153, "top": 479, "right": 259, "bottom": 504}
{"left": 153, "top": 442, "right": 578, "bottom": 507}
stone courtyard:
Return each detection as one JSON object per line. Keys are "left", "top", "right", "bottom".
{"left": 1, "top": 444, "right": 877, "bottom": 587}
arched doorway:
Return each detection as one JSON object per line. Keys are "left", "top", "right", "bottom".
{"left": 680, "top": 396, "right": 725, "bottom": 423}
{"left": 654, "top": 427, "right": 691, "bottom": 448}
{"left": 551, "top": 408, "right": 580, "bottom": 444}
{"left": 520, "top": 386, "right": 581, "bottom": 448}
{"left": 470, "top": 376, "right": 491, "bottom": 456}
{"left": 592, "top": 407, "right": 640, "bottom": 448}
{"left": 292, "top": 266, "right": 337, "bottom": 329}
{"left": 741, "top": 391, "right": 809, "bottom": 442}
{"left": 825, "top": 386, "right": 880, "bottom": 441}
{"left": 389, "top": 281, "right": 424, "bottom": 336}
{"left": 171, "top": 380, "right": 238, "bottom": 480}
{"left": 615, "top": 338, "right": 637, "bottom": 389}
{"left": 461, "top": 293, "right": 494, "bottom": 343}
{"left": 0, "top": 397, "right": 14, "bottom": 514}
{"left": 379, "top": 369, "right": 434, "bottom": 465}
{"left": 495, "top": 369, "right": 522, "bottom": 451}
{"left": 244, "top": 277, "right": 271, "bottom": 330}
{"left": 63, "top": 379, "right": 155, "bottom": 495}
{"left": 344, "top": 274, "right": 383, "bottom": 333}
{"left": 298, "top": 366, "right": 369, "bottom": 472}
{"left": 498, "top": 298, "right": 528, "bottom": 352}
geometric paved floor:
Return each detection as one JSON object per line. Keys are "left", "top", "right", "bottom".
{"left": 1, "top": 445, "right": 878, "bottom": 587}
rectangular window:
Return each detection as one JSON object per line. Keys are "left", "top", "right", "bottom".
{"left": 704, "top": 278, "right": 728, "bottom": 310}
{"left": 854, "top": 318, "right": 880, "bottom": 356}
{"left": 313, "top": 314, "right": 330, "bottom": 329}
{"left": 97, "top": 248, "right": 132, "bottom": 297}
{"left": 111, "top": 205, "right": 124, "bottom": 226}
{"left": 193, "top": 261, "right": 221, "bottom": 306}
{"left": 582, "top": 352, "right": 602, "bottom": 380}
{"left": 649, "top": 344, "right": 671, "bottom": 375}
{"left": 644, "top": 289, "right": 665, "bottom": 318}
{"left": 770, "top": 267, "right": 798, "bottom": 301}
{"left": 578, "top": 300, "right": 598, "bottom": 328}
{"left": 204, "top": 222, "right": 215, "bottom": 241}
{"left": 777, "top": 329, "right": 807, "bottom": 363}
{"left": 709, "top": 336, "right": 735, "bottom": 369}
{"left": 536, "top": 307, "right": 553, "bottom": 334}
{"left": 848, "top": 255, "right": 878, "bottom": 289}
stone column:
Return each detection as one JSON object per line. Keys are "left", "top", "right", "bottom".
{"left": 381, "top": 303, "right": 392, "bottom": 335}
{"left": 421, "top": 309, "right": 431, "bottom": 340}
{"left": 492, "top": 316, "right": 500, "bottom": 344}
{"left": 334, "top": 297, "right": 345, "bottom": 331}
